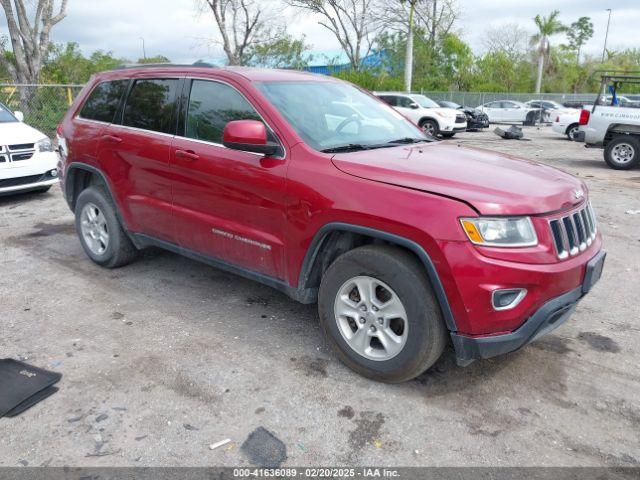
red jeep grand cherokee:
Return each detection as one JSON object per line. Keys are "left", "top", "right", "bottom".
{"left": 57, "top": 65, "right": 605, "bottom": 382}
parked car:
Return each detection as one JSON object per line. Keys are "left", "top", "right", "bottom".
{"left": 436, "top": 100, "right": 490, "bottom": 130}
{"left": 578, "top": 73, "right": 640, "bottom": 169}
{"left": 552, "top": 111, "right": 582, "bottom": 141}
{"left": 525, "top": 100, "right": 579, "bottom": 123}
{"left": 0, "top": 102, "right": 59, "bottom": 196}
{"left": 374, "top": 92, "right": 467, "bottom": 137}
{"left": 57, "top": 65, "right": 605, "bottom": 382}
{"left": 477, "top": 100, "right": 543, "bottom": 125}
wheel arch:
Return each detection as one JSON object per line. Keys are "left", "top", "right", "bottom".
{"left": 604, "top": 124, "right": 640, "bottom": 146}
{"left": 298, "top": 222, "right": 457, "bottom": 332}
{"left": 565, "top": 122, "right": 579, "bottom": 134}
{"left": 418, "top": 116, "right": 439, "bottom": 129}
{"left": 65, "top": 163, "right": 129, "bottom": 230}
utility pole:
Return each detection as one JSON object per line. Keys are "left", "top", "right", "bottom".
{"left": 601, "top": 9, "right": 612, "bottom": 63}
{"left": 140, "top": 37, "right": 147, "bottom": 61}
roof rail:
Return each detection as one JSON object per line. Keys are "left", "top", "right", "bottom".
{"left": 114, "top": 61, "right": 217, "bottom": 70}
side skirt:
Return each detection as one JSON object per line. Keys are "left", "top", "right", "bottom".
{"left": 129, "top": 232, "right": 317, "bottom": 304}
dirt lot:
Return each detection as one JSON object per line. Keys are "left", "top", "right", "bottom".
{"left": 1, "top": 125, "right": 639, "bottom": 467}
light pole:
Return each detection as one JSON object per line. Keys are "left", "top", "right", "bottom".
{"left": 601, "top": 9, "right": 612, "bottom": 63}
{"left": 140, "top": 37, "right": 147, "bottom": 61}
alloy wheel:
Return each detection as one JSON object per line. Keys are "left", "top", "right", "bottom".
{"left": 80, "top": 202, "right": 109, "bottom": 255}
{"left": 333, "top": 276, "right": 408, "bottom": 361}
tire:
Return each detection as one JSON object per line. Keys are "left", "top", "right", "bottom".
{"left": 74, "top": 186, "right": 138, "bottom": 268}
{"left": 604, "top": 135, "right": 640, "bottom": 170}
{"left": 318, "top": 245, "right": 448, "bottom": 383}
{"left": 523, "top": 112, "right": 537, "bottom": 126}
{"left": 440, "top": 132, "right": 455, "bottom": 138}
{"left": 420, "top": 119, "right": 439, "bottom": 137}
{"left": 566, "top": 123, "right": 580, "bottom": 141}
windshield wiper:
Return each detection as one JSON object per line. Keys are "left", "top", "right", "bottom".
{"left": 386, "top": 137, "right": 430, "bottom": 145}
{"left": 320, "top": 143, "right": 370, "bottom": 153}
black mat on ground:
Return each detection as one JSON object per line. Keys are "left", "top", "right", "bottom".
{"left": 5, "top": 386, "right": 59, "bottom": 417}
{"left": 0, "top": 359, "right": 61, "bottom": 418}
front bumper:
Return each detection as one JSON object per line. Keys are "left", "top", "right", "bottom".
{"left": 0, "top": 151, "right": 59, "bottom": 195}
{"left": 451, "top": 250, "right": 606, "bottom": 363}
{"left": 467, "top": 117, "right": 490, "bottom": 129}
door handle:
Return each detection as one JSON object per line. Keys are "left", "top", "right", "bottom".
{"left": 102, "top": 134, "right": 122, "bottom": 143}
{"left": 175, "top": 149, "right": 200, "bottom": 161}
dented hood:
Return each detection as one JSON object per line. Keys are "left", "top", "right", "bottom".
{"left": 331, "top": 142, "right": 585, "bottom": 215}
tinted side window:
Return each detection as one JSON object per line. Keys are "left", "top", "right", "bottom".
{"left": 185, "top": 80, "right": 261, "bottom": 144}
{"left": 378, "top": 96, "right": 396, "bottom": 106}
{"left": 396, "top": 96, "right": 414, "bottom": 108}
{"left": 122, "top": 79, "right": 179, "bottom": 134}
{"left": 79, "top": 80, "right": 128, "bottom": 123}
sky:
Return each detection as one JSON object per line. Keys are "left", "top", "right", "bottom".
{"left": 1, "top": 0, "right": 639, "bottom": 65}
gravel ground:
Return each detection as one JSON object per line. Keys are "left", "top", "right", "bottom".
{"left": 1, "top": 125, "right": 639, "bottom": 467}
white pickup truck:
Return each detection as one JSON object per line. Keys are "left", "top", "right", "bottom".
{"left": 578, "top": 73, "right": 640, "bottom": 170}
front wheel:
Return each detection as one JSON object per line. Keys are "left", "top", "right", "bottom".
{"left": 420, "top": 119, "right": 439, "bottom": 137}
{"left": 604, "top": 136, "right": 640, "bottom": 170}
{"left": 318, "top": 245, "right": 448, "bottom": 383}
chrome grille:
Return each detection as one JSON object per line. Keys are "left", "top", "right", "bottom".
{"left": 549, "top": 203, "right": 597, "bottom": 259}
{"left": 455, "top": 114, "right": 466, "bottom": 123}
{"left": 0, "top": 143, "right": 35, "bottom": 165}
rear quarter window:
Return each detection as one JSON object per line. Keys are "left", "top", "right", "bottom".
{"left": 79, "top": 80, "right": 129, "bottom": 123}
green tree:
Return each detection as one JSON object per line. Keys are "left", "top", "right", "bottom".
{"left": 532, "top": 10, "right": 566, "bottom": 93}
{"left": 566, "top": 16, "right": 594, "bottom": 64}
{"left": 137, "top": 55, "right": 171, "bottom": 64}
{"left": 246, "top": 34, "right": 312, "bottom": 69}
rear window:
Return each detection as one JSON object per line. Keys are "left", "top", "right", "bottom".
{"left": 79, "top": 80, "right": 128, "bottom": 123}
{"left": 122, "top": 79, "right": 180, "bottom": 134}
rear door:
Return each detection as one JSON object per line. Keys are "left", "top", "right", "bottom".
{"left": 170, "top": 78, "right": 288, "bottom": 279}
{"left": 98, "top": 77, "right": 181, "bottom": 241}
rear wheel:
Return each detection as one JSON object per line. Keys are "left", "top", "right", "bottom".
{"left": 420, "top": 119, "right": 439, "bottom": 137}
{"left": 604, "top": 136, "right": 640, "bottom": 170}
{"left": 318, "top": 245, "right": 448, "bottom": 383}
{"left": 74, "top": 186, "right": 138, "bottom": 268}
{"left": 566, "top": 123, "right": 580, "bottom": 141}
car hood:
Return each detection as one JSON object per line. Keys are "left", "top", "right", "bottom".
{"left": 0, "top": 121, "right": 46, "bottom": 144}
{"left": 331, "top": 142, "right": 585, "bottom": 215}
{"left": 423, "top": 107, "right": 460, "bottom": 118}
{"left": 461, "top": 107, "right": 484, "bottom": 116}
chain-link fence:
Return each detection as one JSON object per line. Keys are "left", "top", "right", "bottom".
{"left": 0, "top": 84, "right": 605, "bottom": 137}
{"left": 0, "top": 84, "right": 84, "bottom": 138}
{"left": 418, "top": 91, "right": 600, "bottom": 108}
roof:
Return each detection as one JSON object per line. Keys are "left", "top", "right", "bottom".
{"left": 101, "top": 63, "right": 337, "bottom": 83}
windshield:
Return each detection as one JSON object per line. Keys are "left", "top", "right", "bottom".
{"left": 409, "top": 94, "right": 440, "bottom": 108}
{"left": 257, "top": 81, "right": 428, "bottom": 152}
{"left": 0, "top": 103, "right": 17, "bottom": 123}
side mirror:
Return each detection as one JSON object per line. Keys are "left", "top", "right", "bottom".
{"left": 222, "top": 120, "right": 279, "bottom": 156}
{"left": 14, "top": 111, "right": 24, "bottom": 122}
{"left": 409, "top": 103, "right": 419, "bottom": 109}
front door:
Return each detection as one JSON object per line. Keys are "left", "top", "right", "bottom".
{"left": 170, "top": 79, "right": 288, "bottom": 279}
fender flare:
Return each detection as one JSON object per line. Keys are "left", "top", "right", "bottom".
{"left": 65, "top": 162, "right": 129, "bottom": 230}
{"left": 298, "top": 222, "right": 458, "bottom": 332}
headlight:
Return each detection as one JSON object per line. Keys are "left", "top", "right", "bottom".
{"left": 433, "top": 111, "right": 455, "bottom": 119}
{"left": 460, "top": 217, "right": 538, "bottom": 247}
{"left": 37, "top": 137, "right": 54, "bottom": 152}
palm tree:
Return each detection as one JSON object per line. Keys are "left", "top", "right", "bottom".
{"left": 532, "top": 10, "right": 566, "bottom": 93}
